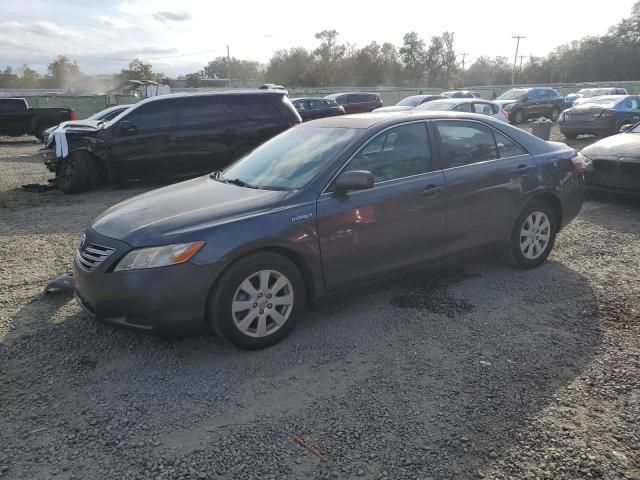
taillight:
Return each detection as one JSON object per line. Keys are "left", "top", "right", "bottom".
{"left": 570, "top": 153, "right": 586, "bottom": 172}
{"left": 599, "top": 110, "right": 616, "bottom": 118}
{"left": 69, "top": 110, "right": 76, "bottom": 120}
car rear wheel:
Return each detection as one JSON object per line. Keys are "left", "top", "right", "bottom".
{"left": 511, "top": 109, "right": 524, "bottom": 124}
{"left": 550, "top": 107, "right": 561, "bottom": 122}
{"left": 503, "top": 200, "right": 557, "bottom": 269}
{"left": 208, "top": 252, "right": 306, "bottom": 350}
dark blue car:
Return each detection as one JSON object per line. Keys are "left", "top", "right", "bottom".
{"left": 559, "top": 95, "right": 640, "bottom": 139}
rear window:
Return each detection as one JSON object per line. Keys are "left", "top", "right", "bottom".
{"left": 0, "top": 99, "right": 27, "bottom": 113}
{"left": 229, "top": 97, "right": 281, "bottom": 120}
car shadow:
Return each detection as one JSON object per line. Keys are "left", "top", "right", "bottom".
{"left": 1, "top": 258, "right": 602, "bottom": 479}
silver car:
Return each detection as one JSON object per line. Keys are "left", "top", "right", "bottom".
{"left": 413, "top": 98, "right": 509, "bottom": 122}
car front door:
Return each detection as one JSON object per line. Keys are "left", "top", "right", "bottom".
{"left": 526, "top": 89, "right": 546, "bottom": 118}
{"left": 173, "top": 96, "right": 235, "bottom": 175}
{"left": 433, "top": 119, "right": 536, "bottom": 253}
{"left": 107, "top": 101, "right": 177, "bottom": 179}
{"left": 620, "top": 97, "right": 640, "bottom": 127}
{"left": 317, "top": 121, "right": 446, "bottom": 291}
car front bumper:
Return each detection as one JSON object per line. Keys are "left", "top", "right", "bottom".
{"left": 73, "top": 228, "right": 225, "bottom": 336}
{"left": 40, "top": 147, "right": 60, "bottom": 173}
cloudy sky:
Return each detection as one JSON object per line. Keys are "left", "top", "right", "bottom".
{"left": 0, "top": 0, "right": 636, "bottom": 78}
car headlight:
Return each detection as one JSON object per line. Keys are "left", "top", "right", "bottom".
{"left": 114, "top": 241, "right": 205, "bottom": 272}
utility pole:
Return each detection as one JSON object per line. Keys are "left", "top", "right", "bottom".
{"left": 511, "top": 35, "right": 525, "bottom": 85}
{"left": 226, "top": 45, "right": 231, "bottom": 88}
{"left": 459, "top": 53, "right": 469, "bottom": 71}
{"left": 518, "top": 55, "right": 526, "bottom": 83}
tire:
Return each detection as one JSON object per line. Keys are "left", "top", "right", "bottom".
{"left": 56, "top": 151, "right": 95, "bottom": 193}
{"left": 503, "top": 199, "right": 557, "bottom": 269}
{"left": 564, "top": 132, "right": 578, "bottom": 140}
{"left": 550, "top": 107, "right": 560, "bottom": 122}
{"left": 511, "top": 109, "right": 524, "bottom": 124}
{"left": 207, "top": 252, "right": 306, "bottom": 350}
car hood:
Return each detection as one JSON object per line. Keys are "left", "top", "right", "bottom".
{"left": 373, "top": 106, "right": 413, "bottom": 113}
{"left": 92, "top": 176, "right": 290, "bottom": 247}
{"left": 582, "top": 133, "right": 640, "bottom": 161}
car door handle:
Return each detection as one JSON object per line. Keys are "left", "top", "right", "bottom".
{"left": 422, "top": 184, "right": 442, "bottom": 198}
{"left": 513, "top": 165, "right": 529, "bottom": 176}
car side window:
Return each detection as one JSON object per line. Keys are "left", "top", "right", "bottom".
{"left": 229, "top": 98, "right": 281, "bottom": 120}
{"left": 177, "top": 98, "right": 231, "bottom": 128}
{"left": 345, "top": 123, "right": 432, "bottom": 183}
{"left": 493, "top": 131, "right": 527, "bottom": 158}
{"left": 123, "top": 102, "right": 175, "bottom": 133}
{"left": 474, "top": 103, "right": 494, "bottom": 115}
{"left": 435, "top": 120, "right": 498, "bottom": 168}
{"left": 629, "top": 97, "right": 640, "bottom": 110}
{"left": 453, "top": 103, "right": 473, "bottom": 113}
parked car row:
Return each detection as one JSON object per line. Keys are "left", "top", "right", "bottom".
{"left": 564, "top": 87, "right": 627, "bottom": 108}
{"left": 559, "top": 95, "right": 640, "bottom": 138}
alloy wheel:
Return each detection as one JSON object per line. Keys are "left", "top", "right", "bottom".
{"left": 519, "top": 211, "right": 551, "bottom": 260}
{"left": 231, "top": 270, "right": 294, "bottom": 338}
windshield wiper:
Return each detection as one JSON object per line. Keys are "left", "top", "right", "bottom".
{"left": 220, "top": 177, "right": 257, "bottom": 189}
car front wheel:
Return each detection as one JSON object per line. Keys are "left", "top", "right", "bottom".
{"left": 504, "top": 200, "right": 557, "bottom": 269}
{"left": 208, "top": 252, "right": 306, "bottom": 350}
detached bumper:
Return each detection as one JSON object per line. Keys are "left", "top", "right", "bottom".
{"left": 73, "top": 229, "right": 225, "bottom": 337}
{"left": 39, "top": 147, "right": 60, "bottom": 173}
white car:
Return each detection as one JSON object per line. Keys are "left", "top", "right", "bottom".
{"left": 413, "top": 98, "right": 509, "bottom": 122}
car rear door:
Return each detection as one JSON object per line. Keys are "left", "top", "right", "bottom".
{"left": 317, "top": 121, "right": 446, "bottom": 291}
{"left": 107, "top": 100, "right": 177, "bottom": 179}
{"left": 226, "top": 95, "right": 288, "bottom": 155}
{"left": 172, "top": 95, "right": 235, "bottom": 174}
{"left": 433, "top": 119, "right": 536, "bottom": 253}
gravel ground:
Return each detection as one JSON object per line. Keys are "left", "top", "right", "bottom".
{"left": 0, "top": 126, "right": 639, "bottom": 480}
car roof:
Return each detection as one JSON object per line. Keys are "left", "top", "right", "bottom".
{"left": 325, "top": 92, "right": 380, "bottom": 99}
{"left": 292, "top": 97, "right": 331, "bottom": 101}
{"left": 306, "top": 110, "right": 501, "bottom": 129}
{"left": 424, "top": 98, "right": 487, "bottom": 104}
{"left": 138, "top": 89, "right": 286, "bottom": 106}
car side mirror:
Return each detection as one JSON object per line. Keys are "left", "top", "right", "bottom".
{"left": 620, "top": 123, "right": 633, "bottom": 133}
{"left": 334, "top": 170, "right": 374, "bottom": 192}
{"left": 119, "top": 120, "right": 137, "bottom": 135}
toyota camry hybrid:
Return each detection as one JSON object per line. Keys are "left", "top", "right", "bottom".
{"left": 73, "top": 111, "right": 585, "bottom": 350}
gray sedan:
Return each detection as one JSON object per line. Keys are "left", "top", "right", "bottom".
{"left": 73, "top": 112, "right": 585, "bottom": 349}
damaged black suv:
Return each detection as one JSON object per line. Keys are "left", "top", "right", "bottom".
{"left": 40, "top": 91, "right": 302, "bottom": 193}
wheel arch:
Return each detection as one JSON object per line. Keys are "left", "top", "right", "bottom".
{"left": 530, "top": 192, "right": 563, "bottom": 231}
{"left": 65, "top": 148, "right": 109, "bottom": 177}
{"left": 208, "top": 246, "right": 319, "bottom": 308}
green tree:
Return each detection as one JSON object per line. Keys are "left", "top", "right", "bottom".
{"left": 19, "top": 64, "right": 40, "bottom": 88}
{"left": 264, "top": 47, "right": 315, "bottom": 87}
{"left": 0, "top": 66, "right": 20, "bottom": 88}
{"left": 46, "top": 55, "right": 81, "bottom": 88}
{"left": 399, "top": 32, "right": 426, "bottom": 83}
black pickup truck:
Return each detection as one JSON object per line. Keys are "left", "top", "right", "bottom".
{"left": 0, "top": 98, "right": 75, "bottom": 140}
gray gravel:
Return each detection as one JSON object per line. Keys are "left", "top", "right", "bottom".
{"left": 1, "top": 131, "right": 639, "bottom": 480}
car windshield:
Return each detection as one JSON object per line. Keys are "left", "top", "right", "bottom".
{"left": 396, "top": 96, "right": 423, "bottom": 107}
{"left": 583, "top": 89, "right": 611, "bottom": 97}
{"left": 414, "top": 101, "right": 458, "bottom": 111}
{"left": 497, "top": 90, "right": 527, "bottom": 100}
{"left": 219, "top": 126, "right": 359, "bottom": 190}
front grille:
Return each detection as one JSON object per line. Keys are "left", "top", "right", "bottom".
{"left": 620, "top": 162, "right": 640, "bottom": 176}
{"left": 76, "top": 244, "right": 115, "bottom": 272}
{"left": 592, "top": 159, "right": 618, "bottom": 173}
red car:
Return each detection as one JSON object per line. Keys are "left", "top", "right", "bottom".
{"left": 324, "top": 92, "right": 383, "bottom": 114}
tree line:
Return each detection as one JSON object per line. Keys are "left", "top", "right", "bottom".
{"left": 2, "top": 1, "right": 639, "bottom": 90}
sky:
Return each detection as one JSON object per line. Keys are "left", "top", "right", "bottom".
{"left": 0, "top": 0, "right": 637, "bottom": 78}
